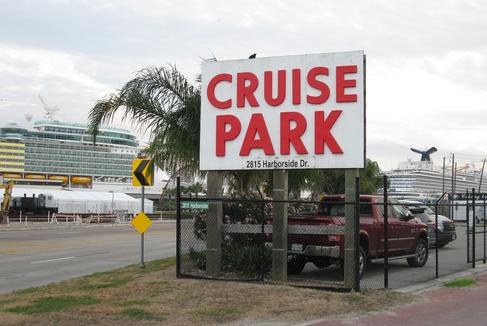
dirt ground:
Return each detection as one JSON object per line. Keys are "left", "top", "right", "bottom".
{"left": 0, "top": 257, "right": 413, "bottom": 325}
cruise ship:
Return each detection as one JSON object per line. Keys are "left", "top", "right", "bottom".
{"left": 0, "top": 120, "right": 139, "bottom": 189}
{"left": 383, "top": 159, "right": 487, "bottom": 201}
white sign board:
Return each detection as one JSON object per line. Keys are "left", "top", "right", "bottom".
{"left": 200, "top": 51, "right": 365, "bottom": 170}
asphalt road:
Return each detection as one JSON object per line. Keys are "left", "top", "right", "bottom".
{"left": 0, "top": 223, "right": 176, "bottom": 294}
{"left": 1, "top": 221, "right": 484, "bottom": 294}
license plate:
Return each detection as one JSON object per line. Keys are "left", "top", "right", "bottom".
{"left": 291, "top": 244, "right": 304, "bottom": 252}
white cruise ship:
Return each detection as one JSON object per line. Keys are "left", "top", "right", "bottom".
{"left": 383, "top": 159, "right": 487, "bottom": 201}
{"left": 0, "top": 120, "right": 139, "bottom": 189}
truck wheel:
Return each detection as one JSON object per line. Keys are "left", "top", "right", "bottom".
{"left": 358, "top": 247, "right": 367, "bottom": 279}
{"left": 407, "top": 239, "right": 428, "bottom": 267}
{"left": 287, "top": 255, "right": 306, "bottom": 275}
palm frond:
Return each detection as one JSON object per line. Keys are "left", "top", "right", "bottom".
{"left": 88, "top": 65, "right": 201, "bottom": 176}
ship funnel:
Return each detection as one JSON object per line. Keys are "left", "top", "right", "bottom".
{"left": 410, "top": 147, "right": 437, "bottom": 161}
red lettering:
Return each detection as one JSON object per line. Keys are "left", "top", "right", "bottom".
{"left": 264, "top": 70, "right": 286, "bottom": 106}
{"left": 216, "top": 115, "right": 241, "bottom": 156}
{"left": 314, "top": 110, "right": 343, "bottom": 154}
{"left": 280, "top": 112, "right": 308, "bottom": 155}
{"left": 292, "top": 69, "right": 301, "bottom": 105}
{"left": 306, "top": 67, "right": 330, "bottom": 104}
{"left": 239, "top": 113, "right": 275, "bottom": 156}
{"left": 207, "top": 73, "right": 232, "bottom": 109}
{"left": 237, "top": 72, "right": 259, "bottom": 107}
{"left": 336, "top": 65, "right": 357, "bottom": 102}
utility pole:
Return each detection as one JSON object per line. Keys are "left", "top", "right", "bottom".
{"left": 442, "top": 156, "right": 446, "bottom": 193}
{"left": 454, "top": 162, "right": 458, "bottom": 196}
{"left": 451, "top": 153, "right": 455, "bottom": 196}
{"left": 450, "top": 153, "right": 455, "bottom": 220}
{"left": 479, "top": 157, "right": 486, "bottom": 193}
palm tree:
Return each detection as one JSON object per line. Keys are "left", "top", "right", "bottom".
{"left": 88, "top": 66, "right": 201, "bottom": 177}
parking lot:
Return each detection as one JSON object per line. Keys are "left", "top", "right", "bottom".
{"left": 293, "top": 223, "right": 482, "bottom": 289}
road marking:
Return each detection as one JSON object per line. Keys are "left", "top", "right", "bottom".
{"left": 76, "top": 251, "right": 109, "bottom": 258}
{"left": 31, "top": 256, "right": 76, "bottom": 264}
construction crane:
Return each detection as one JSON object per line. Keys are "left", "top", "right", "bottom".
{"left": 1, "top": 181, "right": 14, "bottom": 224}
{"left": 38, "top": 94, "right": 59, "bottom": 120}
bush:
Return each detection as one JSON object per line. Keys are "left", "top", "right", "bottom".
{"left": 189, "top": 193, "right": 272, "bottom": 278}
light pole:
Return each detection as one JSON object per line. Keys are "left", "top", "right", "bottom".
{"left": 109, "top": 191, "right": 114, "bottom": 213}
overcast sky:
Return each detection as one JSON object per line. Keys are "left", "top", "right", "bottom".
{"left": 1, "top": 0, "right": 486, "bottom": 170}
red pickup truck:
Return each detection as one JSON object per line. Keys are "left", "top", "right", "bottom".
{"left": 287, "top": 195, "right": 429, "bottom": 278}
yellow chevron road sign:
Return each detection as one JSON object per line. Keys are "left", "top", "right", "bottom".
{"left": 132, "top": 158, "right": 154, "bottom": 186}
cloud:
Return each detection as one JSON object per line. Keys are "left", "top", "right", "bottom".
{"left": 0, "top": 0, "right": 486, "bottom": 171}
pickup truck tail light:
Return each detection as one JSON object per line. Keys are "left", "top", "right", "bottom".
{"left": 328, "top": 235, "right": 341, "bottom": 242}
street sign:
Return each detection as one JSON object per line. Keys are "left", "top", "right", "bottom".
{"left": 181, "top": 201, "right": 209, "bottom": 210}
{"left": 132, "top": 158, "right": 154, "bottom": 186}
{"left": 131, "top": 211, "right": 152, "bottom": 234}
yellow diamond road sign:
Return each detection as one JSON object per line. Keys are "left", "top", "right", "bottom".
{"left": 131, "top": 211, "right": 152, "bottom": 234}
{"left": 132, "top": 158, "right": 154, "bottom": 186}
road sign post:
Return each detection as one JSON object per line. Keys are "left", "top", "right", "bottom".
{"left": 132, "top": 157, "right": 154, "bottom": 268}
{"left": 141, "top": 185, "right": 145, "bottom": 268}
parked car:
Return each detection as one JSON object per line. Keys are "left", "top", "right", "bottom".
{"left": 286, "top": 195, "right": 429, "bottom": 278}
{"left": 407, "top": 206, "right": 437, "bottom": 248}
{"left": 404, "top": 204, "right": 456, "bottom": 248}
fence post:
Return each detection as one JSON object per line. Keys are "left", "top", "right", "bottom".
{"left": 472, "top": 188, "right": 476, "bottom": 268}
{"left": 206, "top": 171, "right": 223, "bottom": 277}
{"left": 435, "top": 203, "right": 439, "bottom": 278}
{"left": 344, "top": 169, "right": 359, "bottom": 290}
{"left": 383, "top": 175, "right": 389, "bottom": 289}
{"left": 467, "top": 189, "right": 470, "bottom": 263}
{"left": 176, "top": 176, "right": 181, "bottom": 278}
{"left": 272, "top": 170, "right": 288, "bottom": 282}
{"left": 484, "top": 197, "right": 486, "bottom": 264}
{"left": 354, "top": 177, "right": 360, "bottom": 292}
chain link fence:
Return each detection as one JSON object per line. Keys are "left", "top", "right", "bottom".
{"left": 176, "top": 176, "right": 487, "bottom": 291}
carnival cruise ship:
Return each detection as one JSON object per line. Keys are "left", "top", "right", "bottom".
{"left": 384, "top": 159, "right": 487, "bottom": 201}
{"left": 0, "top": 120, "right": 138, "bottom": 189}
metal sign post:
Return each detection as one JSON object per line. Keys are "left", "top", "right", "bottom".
{"left": 141, "top": 185, "right": 145, "bottom": 268}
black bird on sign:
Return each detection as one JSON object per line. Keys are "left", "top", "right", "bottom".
{"left": 248, "top": 53, "right": 257, "bottom": 59}
{"left": 410, "top": 147, "right": 438, "bottom": 161}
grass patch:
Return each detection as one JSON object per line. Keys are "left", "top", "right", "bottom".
{"left": 119, "top": 307, "right": 164, "bottom": 321}
{"left": 444, "top": 278, "right": 477, "bottom": 288}
{"left": 13, "top": 287, "right": 44, "bottom": 295}
{"left": 5, "top": 296, "right": 99, "bottom": 314}
{"left": 0, "top": 298, "right": 13, "bottom": 306}
{"left": 142, "top": 256, "right": 176, "bottom": 273}
{"left": 345, "top": 294, "right": 364, "bottom": 303}
{"left": 119, "top": 300, "right": 150, "bottom": 307}
{"left": 192, "top": 307, "right": 243, "bottom": 321}
{"left": 0, "top": 255, "right": 412, "bottom": 326}
{"left": 81, "top": 277, "right": 133, "bottom": 290}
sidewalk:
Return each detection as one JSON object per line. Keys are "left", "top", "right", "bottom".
{"left": 308, "top": 273, "right": 487, "bottom": 326}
